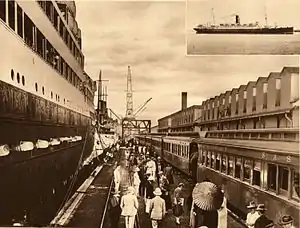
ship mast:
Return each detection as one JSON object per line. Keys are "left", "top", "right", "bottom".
{"left": 211, "top": 8, "right": 215, "bottom": 25}
{"left": 264, "top": 5, "right": 268, "bottom": 27}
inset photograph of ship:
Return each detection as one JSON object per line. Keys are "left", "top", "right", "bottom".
{"left": 186, "top": 0, "right": 300, "bottom": 55}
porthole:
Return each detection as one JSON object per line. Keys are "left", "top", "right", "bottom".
{"left": 21, "top": 76, "right": 25, "bottom": 86}
{"left": 11, "top": 69, "right": 14, "bottom": 80}
{"left": 17, "top": 73, "right": 20, "bottom": 83}
{"left": 35, "top": 83, "right": 38, "bottom": 92}
{"left": 42, "top": 86, "right": 45, "bottom": 95}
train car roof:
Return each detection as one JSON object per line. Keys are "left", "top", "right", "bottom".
{"left": 163, "top": 136, "right": 194, "bottom": 142}
{"left": 195, "top": 138, "right": 299, "bottom": 155}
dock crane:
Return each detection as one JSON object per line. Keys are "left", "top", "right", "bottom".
{"left": 133, "top": 98, "right": 152, "bottom": 118}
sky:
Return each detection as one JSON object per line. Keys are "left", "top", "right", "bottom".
{"left": 187, "top": 0, "right": 300, "bottom": 30}
{"left": 75, "top": 1, "right": 299, "bottom": 125}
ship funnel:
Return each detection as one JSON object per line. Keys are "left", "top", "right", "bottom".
{"left": 235, "top": 15, "right": 240, "bottom": 25}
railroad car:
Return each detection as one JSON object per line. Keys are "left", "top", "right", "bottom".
{"left": 194, "top": 129, "right": 300, "bottom": 227}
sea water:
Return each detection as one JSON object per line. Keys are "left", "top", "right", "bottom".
{"left": 187, "top": 31, "right": 300, "bottom": 55}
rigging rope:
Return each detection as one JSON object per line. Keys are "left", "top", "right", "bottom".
{"left": 53, "top": 126, "right": 90, "bottom": 226}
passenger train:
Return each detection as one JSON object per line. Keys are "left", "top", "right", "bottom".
{"left": 136, "top": 129, "right": 300, "bottom": 227}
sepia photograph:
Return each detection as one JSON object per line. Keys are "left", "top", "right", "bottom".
{"left": 0, "top": 0, "right": 299, "bottom": 228}
{"left": 186, "top": 0, "right": 300, "bottom": 55}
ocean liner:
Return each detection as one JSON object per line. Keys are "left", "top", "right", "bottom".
{"left": 0, "top": 0, "right": 100, "bottom": 226}
{"left": 194, "top": 14, "right": 294, "bottom": 34}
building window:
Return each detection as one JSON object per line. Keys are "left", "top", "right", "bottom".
{"left": 42, "top": 86, "right": 45, "bottom": 95}
{"left": 252, "top": 88, "right": 256, "bottom": 111}
{"left": 51, "top": 91, "right": 53, "bottom": 99}
{"left": 0, "top": 0, "right": 5, "bottom": 22}
{"left": 8, "top": 0, "right": 15, "bottom": 30}
{"left": 243, "top": 90, "right": 247, "bottom": 113}
{"left": 268, "top": 164, "right": 277, "bottom": 191}
{"left": 35, "top": 83, "right": 38, "bottom": 92}
{"left": 263, "top": 83, "right": 268, "bottom": 109}
{"left": 235, "top": 93, "right": 239, "bottom": 115}
{"left": 17, "top": 4, "right": 23, "bottom": 38}
{"left": 275, "top": 79, "right": 281, "bottom": 107}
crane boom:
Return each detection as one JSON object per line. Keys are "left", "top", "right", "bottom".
{"left": 109, "top": 108, "right": 122, "bottom": 121}
{"left": 133, "top": 98, "right": 152, "bottom": 117}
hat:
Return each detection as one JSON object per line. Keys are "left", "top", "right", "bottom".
{"left": 256, "top": 204, "right": 267, "bottom": 211}
{"left": 246, "top": 201, "right": 257, "bottom": 209}
{"left": 192, "top": 182, "right": 224, "bottom": 211}
{"left": 153, "top": 188, "right": 162, "bottom": 196}
{"left": 127, "top": 186, "right": 135, "bottom": 194}
{"left": 178, "top": 183, "right": 184, "bottom": 187}
{"left": 279, "top": 215, "right": 294, "bottom": 225}
{"left": 133, "top": 167, "right": 140, "bottom": 172}
{"left": 158, "top": 171, "right": 164, "bottom": 175}
{"left": 148, "top": 176, "right": 155, "bottom": 181}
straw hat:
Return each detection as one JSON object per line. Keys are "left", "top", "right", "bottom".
{"left": 246, "top": 201, "right": 257, "bottom": 209}
{"left": 192, "top": 182, "right": 224, "bottom": 211}
{"left": 279, "top": 215, "right": 294, "bottom": 225}
{"left": 178, "top": 183, "right": 184, "bottom": 187}
{"left": 153, "top": 188, "right": 162, "bottom": 196}
{"left": 133, "top": 167, "right": 140, "bottom": 172}
{"left": 127, "top": 186, "right": 135, "bottom": 194}
{"left": 256, "top": 204, "right": 267, "bottom": 211}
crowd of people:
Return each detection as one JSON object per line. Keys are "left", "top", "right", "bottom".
{"left": 109, "top": 141, "right": 186, "bottom": 228}
{"left": 108, "top": 140, "right": 297, "bottom": 228}
{"left": 246, "top": 201, "right": 296, "bottom": 228}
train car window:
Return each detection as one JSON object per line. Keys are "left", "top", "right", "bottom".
{"left": 268, "top": 164, "right": 277, "bottom": 191}
{"left": 235, "top": 157, "right": 242, "bottom": 178}
{"left": 221, "top": 154, "right": 227, "bottom": 174}
{"left": 243, "top": 159, "right": 252, "bottom": 183}
{"left": 216, "top": 153, "right": 221, "bottom": 171}
{"left": 228, "top": 156, "right": 234, "bottom": 176}
{"left": 253, "top": 160, "right": 261, "bottom": 187}
{"left": 292, "top": 170, "right": 300, "bottom": 200}
{"left": 207, "top": 151, "right": 211, "bottom": 167}
{"left": 203, "top": 150, "right": 207, "bottom": 166}
{"left": 279, "top": 166, "right": 289, "bottom": 193}
{"left": 211, "top": 152, "right": 216, "bottom": 169}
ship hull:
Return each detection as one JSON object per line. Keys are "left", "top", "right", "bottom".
{"left": 194, "top": 27, "right": 294, "bottom": 34}
{"left": 0, "top": 80, "right": 95, "bottom": 226}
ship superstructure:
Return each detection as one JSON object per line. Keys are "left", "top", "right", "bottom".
{"left": 194, "top": 12, "right": 294, "bottom": 34}
{"left": 0, "top": 0, "right": 97, "bottom": 226}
